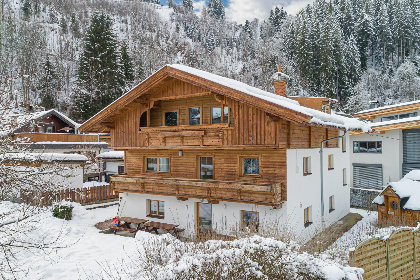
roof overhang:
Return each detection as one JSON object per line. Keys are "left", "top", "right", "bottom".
{"left": 355, "top": 103, "right": 420, "bottom": 119}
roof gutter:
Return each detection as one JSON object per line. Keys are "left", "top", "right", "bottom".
{"left": 320, "top": 132, "right": 346, "bottom": 224}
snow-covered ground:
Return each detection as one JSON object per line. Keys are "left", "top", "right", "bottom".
{"left": 0, "top": 202, "right": 364, "bottom": 280}
{"left": 324, "top": 208, "right": 397, "bottom": 265}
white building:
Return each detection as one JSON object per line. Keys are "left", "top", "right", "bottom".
{"left": 350, "top": 100, "right": 420, "bottom": 208}
{"left": 97, "top": 150, "right": 125, "bottom": 182}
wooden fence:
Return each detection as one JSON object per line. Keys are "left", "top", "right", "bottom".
{"left": 349, "top": 228, "right": 419, "bottom": 280}
{"left": 22, "top": 184, "right": 118, "bottom": 206}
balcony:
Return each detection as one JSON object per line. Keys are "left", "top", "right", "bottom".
{"left": 111, "top": 175, "right": 284, "bottom": 208}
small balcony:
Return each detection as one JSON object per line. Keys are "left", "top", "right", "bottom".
{"left": 111, "top": 175, "right": 284, "bottom": 208}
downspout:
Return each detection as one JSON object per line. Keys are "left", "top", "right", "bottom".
{"left": 320, "top": 131, "right": 347, "bottom": 227}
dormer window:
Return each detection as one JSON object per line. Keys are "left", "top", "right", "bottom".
{"left": 164, "top": 112, "right": 178, "bottom": 126}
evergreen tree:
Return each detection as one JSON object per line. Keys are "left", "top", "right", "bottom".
{"left": 72, "top": 13, "right": 124, "bottom": 122}
{"left": 183, "top": 0, "right": 193, "bottom": 11}
{"left": 22, "top": 0, "right": 31, "bottom": 19}
{"left": 38, "top": 56, "right": 58, "bottom": 110}
{"left": 60, "top": 16, "right": 68, "bottom": 34}
{"left": 120, "top": 41, "right": 135, "bottom": 84}
{"left": 208, "top": 0, "right": 225, "bottom": 20}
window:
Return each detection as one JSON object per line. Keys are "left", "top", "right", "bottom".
{"left": 88, "top": 176, "right": 99, "bottom": 182}
{"left": 304, "top": 206, "right": 312, "bottom": 227}
{"left": 212, "top": 106, "right": 229, "bottom": 124}
{"left": 328, "top": 154, "right": 334, "bottom": 170}
{"left": 243, "top": 158, "right": 259, "bottom": 175}
{"left": 329, "top": 196, "right": 335, "bottom": 212}
{"left": 200, "top": 157, "right": 213, "bottom": 179}
{"left": 343, "top": 168, "right": 347, "bottom": 186}
{"left": 241, "top": 211, "right": 259, "bottom": 231}
{"left": 353, "top": 141, "right": 382, "bottom": 153}
{"left": 189, "top": 107, "right": 201, "bottom": 125}
{"left": 342, "top": 137, "right": 346, "bottom": 152}
{"left": 303, "top": 157, "right": 311, "bottom": 175}
{"left": 46, "top": 126, "right": 54, "bottom": 133}
{"left": 146, "top": 157, "right": 170, "bottom": 172}
{"left": 148, "top": 199, "right": 164, "bottom": 218}
{"left": 381, "top": 112, "right": 417, "bottom": 122}
{"left": 165, "top": 112, "right": 178, "bottom": 126}
{"left": 118, "top": 165, "right": 125, "bottom": 174}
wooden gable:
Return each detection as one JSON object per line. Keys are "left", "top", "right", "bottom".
{"left": 79, "top": 66, "right": 313, "bottom": 133}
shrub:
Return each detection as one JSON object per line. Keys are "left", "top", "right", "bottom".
{"left": 52, "top": 205, "right": 73, "bottom": 220}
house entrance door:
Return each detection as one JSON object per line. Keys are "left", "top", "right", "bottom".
{"left": 197, "top": 203, "right": 212, "bottom": 234}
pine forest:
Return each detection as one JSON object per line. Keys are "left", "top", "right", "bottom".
{"left": 0, "top": 0, "right": 419, "bottom": 121}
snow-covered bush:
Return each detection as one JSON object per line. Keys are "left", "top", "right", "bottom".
{"left": 122, "top": 233, "right": 363, "bottom": 280}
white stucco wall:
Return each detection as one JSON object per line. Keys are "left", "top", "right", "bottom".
{"left": 350, "top": 129, "right": 402, "bottom": 186}
{"left": 286, "top": 132, "right": 351, "bottom": 239}
{"left": 104, "top": 161, "right": 124, "bottom": 174}
{"left": 118, "top": 133, "right": 351, "bottom": 242}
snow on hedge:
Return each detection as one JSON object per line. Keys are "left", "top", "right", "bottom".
{"left": 127, "top": 232, "right": 362, "bottom": 280}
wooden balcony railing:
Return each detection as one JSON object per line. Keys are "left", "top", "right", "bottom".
{"left": 111, "top": 175, "right": 284, "bottom": 208}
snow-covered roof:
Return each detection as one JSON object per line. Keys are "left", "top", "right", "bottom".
{"left": 0, "top": 109, "right": 81, "bottom": 136}
{"left": 169, "top": 65, "right": 371, "bottom": 132}
{"left": 370, "top": 115, "right": 420, "bottom": 128}
{"left": 2, "top": 152, "right": 88, "bottom": 163}
{"left": 373, "top": 170, "right": 420, "bottom": 211}
{"left": 97, "top": 151, "right": 124, "bottom": 159}
{"left": 356, "top": 100, "right": 420, "bottom": 115}
{"left": 80, "top": 64, "right": 371, "bottom": 133}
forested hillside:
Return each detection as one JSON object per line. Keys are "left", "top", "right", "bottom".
{"left": 0, "top": 0, "right": 419, "bottom": 121}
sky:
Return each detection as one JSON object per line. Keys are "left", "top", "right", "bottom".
{"left": 160, "top": 0, "right": 315, "bottom": 24}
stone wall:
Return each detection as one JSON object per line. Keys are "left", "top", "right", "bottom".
{"left": 350, "top": 187, "right": 381, "bottom": 210}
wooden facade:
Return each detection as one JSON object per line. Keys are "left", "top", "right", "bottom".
{"left": 13, "top": 133, "right": 98, "bottom": 143}
{"left": 79, "top": 66, "right": 343, "bottom": 207}
{"left": 377, "top": 186, "right": 420, "bottom": 227}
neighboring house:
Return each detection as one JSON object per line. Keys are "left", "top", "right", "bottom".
{"left": 373, "top": 170, "right": 420, "bottom": 227}
{"left": 79, "top": 64, "right": 369, "bottom": 240}
{"left": 350, "top": 100, "right": 420, "bottom": 208}
{"left": 9, "top": 109, "right": 109, "bottom": 184}
{"left": 1, "top": 152, "right": 88, "bottom": 202}
{"left": 97, "top": 150, "right": 125, "bottom": 183}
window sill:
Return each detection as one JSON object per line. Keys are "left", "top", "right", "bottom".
{"left": 146, "top": 171, "right": 170, "bottom": 174}
{"left": 147, "top": 215, "right": 165, "bottom": 219}
{"left": 304, "top": 222, "right": 312, "bottom": 228}
{"left": 241, "top": 174, "right": 261, "bottom": 178}
{"left": 303, "top": 173, "right": 312, "bottom": 176}
{"left": 329, "top": 209, "right": 335, "bottom": 213}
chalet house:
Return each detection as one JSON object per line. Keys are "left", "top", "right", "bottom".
{"left": 373, "top": 170, "right": 420, "bottom": 227}
{"left": 9, "top": 109, "right": 108, "bottom": 183}
{"left": 350, "top": 100, "right": 420, "bottom": 209}
{"left": 79, "top": 64, "right": 369, "bottom": 240}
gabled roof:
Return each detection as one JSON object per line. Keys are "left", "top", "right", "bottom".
{"left": 9, "top": 109, "right": 80, "bottom": 134}
{"left": 79, "top": 64, "right": 370, "bottom": 133}
{"left": 373, "top": 171, "right": 420, "bottom": 211}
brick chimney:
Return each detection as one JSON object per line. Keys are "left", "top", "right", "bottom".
{"left": 273, "top": 65, "right": 287, "bottom": 97}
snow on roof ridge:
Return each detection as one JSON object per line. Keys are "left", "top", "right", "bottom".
{"left": 169, "top": 64, "right": 371, "bottom": 132}
{"left": 356, "top": 99, "right": 420, "bottom": 115}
